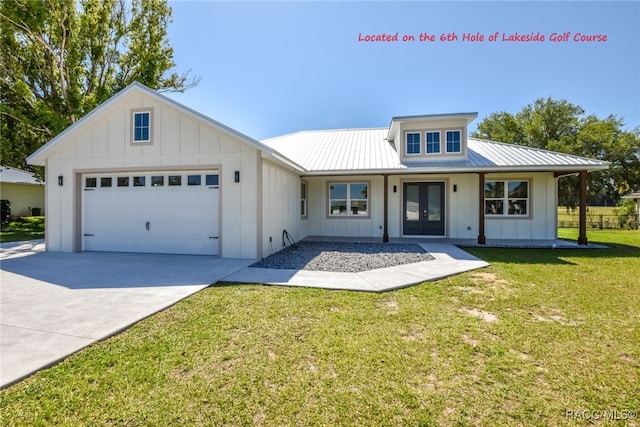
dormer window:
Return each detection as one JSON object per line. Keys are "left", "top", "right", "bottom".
{"left": 388, "top": 113, "right": 475, "bottom": 161}
{"left": 406, "top": 132, "right": 421, "bottom": 155}
{"left": 446, "top": 130, "right": 461, "bottom": 153}
{"left": 425, "top": 131, "right": 441, "bottom": 154}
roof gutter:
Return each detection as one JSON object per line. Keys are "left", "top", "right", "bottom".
{"left": 261, "top": 150, "right": 307, "bottom": 174}
{"left": 299, "top": 163, "right": 610, "bottom": 177}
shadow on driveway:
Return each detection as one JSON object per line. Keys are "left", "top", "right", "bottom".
{"left": 1, "top": 245, "right": 253, "bottom": 289}
{"left": 0, "top": 245, "right": 254, "bottom": 389}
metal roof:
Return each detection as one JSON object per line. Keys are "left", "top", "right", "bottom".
{"left": 622, "top": 191, "right": 640, "bottom": 199}
{"left": 24, "top": 82, "right": 609, "bottom": 177}
{"left": 263, "top": 128, "right": 399, "bottom": 171}
{"left": 262, "top": 129, "right": 609, "bottom": 175}
{"left": 0, "top": 166, "right": 43, "bottom": 185}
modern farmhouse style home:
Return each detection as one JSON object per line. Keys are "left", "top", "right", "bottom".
{"left": 27, "top": 82, "right": 608, "bottom": 259}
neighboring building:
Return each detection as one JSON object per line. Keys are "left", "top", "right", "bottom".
{"left": 0, "top": 166, "right": 45, "bottom": 217}
{"left": 27, "top": 82, "right": 609, "bottom": 258}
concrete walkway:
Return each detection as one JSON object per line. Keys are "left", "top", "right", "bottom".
{"left": 0, "top": 241, "right": 253, "bottom": 389}
{"left": 223, "top": 243, "right": 489, "bottom": 292}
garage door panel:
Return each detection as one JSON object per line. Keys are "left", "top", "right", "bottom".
{"left": 84, "top": 234, "right": 217, "bottom": 255}
{"left": 95, "top": 235, "right": 217, "bottom": 254}
{"left": 82, "top": 171, "right": 219, "bottom": 255}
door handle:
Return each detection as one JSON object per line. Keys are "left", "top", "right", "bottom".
{"left": 145, "top": 221, "right": 150, "bottom": 231}
{"left": 423, "top": 210, "right": 427, "bottom": 217}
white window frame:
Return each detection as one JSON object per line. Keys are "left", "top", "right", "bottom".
{"left": 485, "top": 180, "right": 530, "bottom": 217}
{"left": 131, "top": 108, "right": 153, "bottom": 144}
{"left": 425, "top": 131, "right": 441, "bottom": 154}
{"left": 301, "top": 181, "right": 308, "bottom": 219}
{"left": 405, "top": 132, "right": 421, "bottom": 156}
{"left": 327, "top": 182, "right": 370, "bottom": 218}
{"left": 445, "top": 130, "right": 462, "bottom": 154}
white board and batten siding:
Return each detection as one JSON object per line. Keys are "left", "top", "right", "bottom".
{"left": 483, "top": 172, "right": 557, "bottom": 240}
{"left": 260, "top": 160, "right": 305, "bottom": 258}
{"left": 42, "top": 87, "right": 262, "bottom": 258}
{"left": 304, "top": 175, "right": 386, "bottom": 239}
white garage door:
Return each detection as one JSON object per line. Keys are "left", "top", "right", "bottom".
{"left": 82, "top": 171, "right": 219, "bottom": 255}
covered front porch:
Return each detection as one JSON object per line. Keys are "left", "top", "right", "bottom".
{"left": 302, "top": 170, "right": 594, "bottom": 246}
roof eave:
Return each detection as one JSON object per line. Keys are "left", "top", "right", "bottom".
{"left": 261, "top": 151, "right": 307, "bottom": 174}
{"left": 0, "top": 181, "right": 44, "bottom": 185}
{"left": 387, "top": 112, "right": 478, "bottom": 142}
{"left": 300, "top": 164, "right": 610, "bottom": 176}
{"left": 27, "top": 81, "right": 284, "bottom": 166}
{"left": 27, "top": 82, "right": 145, "bottom": 166}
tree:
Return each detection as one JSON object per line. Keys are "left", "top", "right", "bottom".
{"left": 0, "top": 0, "right": 199, "bottom": 171}
{"left": 473, "top": 97, "right": 640, "bottom": 208}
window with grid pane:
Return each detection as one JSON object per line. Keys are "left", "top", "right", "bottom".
{"left": 446, "top": 130, "right": 461, "bottom": 153}
{"left": 485, "top": 180, "right": 529, "bottom": 216}
{"left": 406, "top": 132, "right": 421, "bottom": 155}
{"left": 132, "top": 111, "right": 151, "bottom": 143}
{"left": 426, "top": 131, "right": 441, "bottom": 154}
{"left": 329, "top": 182, "right": 368, "bottom": 217}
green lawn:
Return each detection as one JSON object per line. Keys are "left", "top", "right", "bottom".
{"left": 0, "top": 217, "right": 45, "bottom": 243}
{"left": 1, "top": 230, "right": 639, "bottom": 426}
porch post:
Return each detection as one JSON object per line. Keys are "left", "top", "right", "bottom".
{"left": 478, "top": 172, "right": 486, "bottom": 244}
{"left": 383, "top": 174, "right": 389, "bottom": 242}
{"left": 578, "top": 170, "right": 588, "bottom": 245}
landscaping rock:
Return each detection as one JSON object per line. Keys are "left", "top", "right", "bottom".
{"left": 252, "top": 241, "right": 434, "bottom": 272}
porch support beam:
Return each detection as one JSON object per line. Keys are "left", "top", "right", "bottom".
{"left": 578, "top": 170, "right": 588, "bottom": 245}
{"left": 478, "top": 172, "right": 486, "bottom": 244}
{"left": 383, "top": 174, "right": 389, "bottom": 242}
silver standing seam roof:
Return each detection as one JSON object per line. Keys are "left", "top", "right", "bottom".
{"left": 0, "top": 166, "right": 43, "bottom": 185}
{"left": 25, "top": 82, "right": 608, "bottom": 176}
{"left": 262, "top": 128, "right": 609, "bottom": 175}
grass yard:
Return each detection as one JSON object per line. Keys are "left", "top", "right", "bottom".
{"left": 1, "top": 230, "right": 639, "bottom": 426}
{"left": 0, "top": 216, "right": 45, "bottom": 243}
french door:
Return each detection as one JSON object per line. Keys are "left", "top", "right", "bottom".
{"left": 403, "top": 182, "right": 445, "bottom": 236}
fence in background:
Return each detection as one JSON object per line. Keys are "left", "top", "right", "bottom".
{"left": 558, "top": 213, "right": 639, "bottom": 230}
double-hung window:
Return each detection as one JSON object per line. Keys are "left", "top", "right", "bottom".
{"left": 329, "top": 182, "right": 368, "bottom": 216}
{"left": 406, "top": 132, "right": 421, "bottom": 155}
{"left": 446, "top": 130, "right": 461, "bottom": 153}
{"left": 485, "top": 180, "right": 529, "bottom": 216}
{"left": 426, "top": 131, "right": 441, "bottom": 154}
{"left": 132, "top": 110, "right": 152, "bottom": 143}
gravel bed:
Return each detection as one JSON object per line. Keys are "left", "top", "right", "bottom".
{"left": 251, "top": 241, "right": 434, "bottom": 272}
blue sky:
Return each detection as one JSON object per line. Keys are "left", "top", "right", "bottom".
{"left": 166, "top": 1, "right": 639, "bottom": 140}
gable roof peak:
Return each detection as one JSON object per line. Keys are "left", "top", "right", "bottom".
{"left": 26, "top": 81, "right": 306, "bottom": 173}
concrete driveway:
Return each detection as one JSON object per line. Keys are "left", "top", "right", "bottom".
{"left": 0, "top": 241, "right": 254, "bottom": 389}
